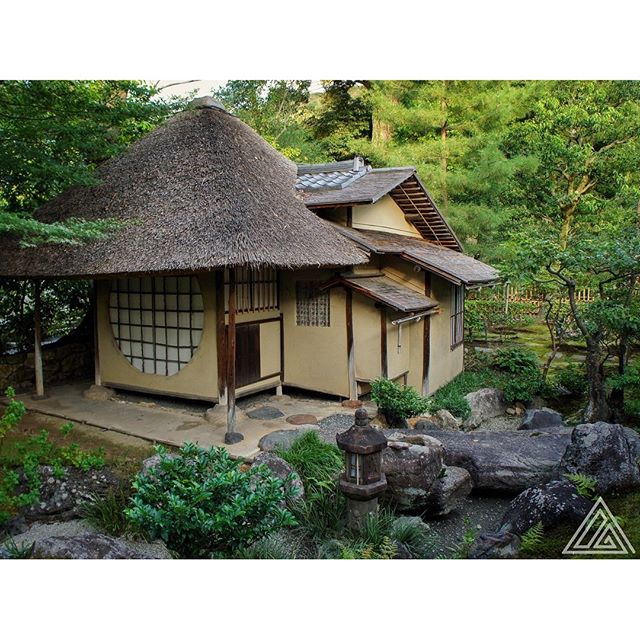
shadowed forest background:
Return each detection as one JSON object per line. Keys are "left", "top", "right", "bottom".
{"left": 1, "top": 80, "right": 639, "bottom": 423}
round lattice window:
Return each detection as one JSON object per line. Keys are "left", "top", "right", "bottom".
{"left": 109, "top": 276, "right": 204, "bottom": 376}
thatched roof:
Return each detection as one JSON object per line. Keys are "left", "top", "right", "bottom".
{"left": 334, "top": 225, "right": 499, "bottom": 286}
{"left": 0, "top": 99, "right": 367, "bottom": 279}
{"left": 296, "top": 158, "right": 461, "bottom": 250}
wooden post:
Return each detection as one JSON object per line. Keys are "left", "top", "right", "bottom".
{"left": 277, "top": 311, "right": 284, "bottom": 396}
{"left": 380, "top": 306, "right": 388, "bottom": 378}
{"left": 92, "top": 280, "right": 101, "bottom": 387}
{"left": 422, "top": 272, "right": 432, "bottom": 396}
{"left": 215, "top": 270, "right": 227, "bottom": 406}
{"left": 224, "top": 268, "right": 243, "bottom": 444}
{"left": 346, "top": 289, "right": 357, "bottom": 401}
{"left": 33, "top": 279, "right": 45, "bottom": 399}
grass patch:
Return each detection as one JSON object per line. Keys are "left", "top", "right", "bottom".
{"left": 79, "top": 486, "right": 138, "bottom": 538}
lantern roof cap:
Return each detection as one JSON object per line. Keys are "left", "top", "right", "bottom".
{"left": 336, "top": 409, "right": 388, "bottom": 454}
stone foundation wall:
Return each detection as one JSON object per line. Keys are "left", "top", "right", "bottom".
{"left": 0, "top": 340, "right": 93, "bottom": 394}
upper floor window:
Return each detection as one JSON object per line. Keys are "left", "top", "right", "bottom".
{"left": 450, "top": 284, "right": 464, "bottom": 349}
{"left": 296, "top": 281, "right": 330, "bottom": 327}
{"left": 225, "top": 267, "right": 279, "bottom": 313}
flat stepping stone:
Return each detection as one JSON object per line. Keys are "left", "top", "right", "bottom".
{"left": 258, "top": 426, "right": 320, "bottom": 452}
{"left": 247, "top": 406, "right": 285, "bottom": 420}
{"left": 286, "top": 413, "right": 318, "bottom": 425}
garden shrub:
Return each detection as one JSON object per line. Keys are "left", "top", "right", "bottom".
{"left": 276, "top": 430, "right": 342, "bottom": 493}
{"left": 125, "top": 443, "right": 297, "bottom": 558}
{"left": 492, "top": 346, "right": 539, "bottom": 376}
{"left": 371, "top": 377, "right": 431, "bottom": 423}
{"left": 554, "top": 364, "right": 588, "bottom": 397}
{"left": 492, "top": 347, "right": 543, "bottom": 404}
{"left": 80, "top": 487, "right": 136, "bottom": 537}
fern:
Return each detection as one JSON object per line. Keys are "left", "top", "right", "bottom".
{"left": 564, "top": 473, "right": 598, "bottom": 499}
{"left": 520, "top": 521, "right": 544, "bottom": 553}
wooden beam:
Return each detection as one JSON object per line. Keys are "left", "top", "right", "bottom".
{"left": 346, "top": 289, "right": 357, "bottom": 400}
{"left": 92, "top": 280, "right": 101, "bottom": 386}
{"left": 224, "top": 268, "right": 243, "bottom": 444}
{"left": 380, "top": 306, "right": 388, "bottom": 379}
{"left": 422, "top": 272, "right": 432, "bottom": 396}
{"left": 215, "top": 270, "right": 227, "bottom": 406}
{"left": 33, "top": 280, "right": 45, "bottom": 398}
{"left": 346, "top": 205, "right": 353, "bottom": 228}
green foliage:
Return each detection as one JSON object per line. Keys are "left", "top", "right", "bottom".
{"left": 277, "top": 432, "right": 347, "bottom": 541}
{"left": 519, "top": 521, "right": 545, "bottom": 554}
{"left": 0, "top": 80, "right": 182, "bottom": 246}
{"left": 125, "top": 443, "right": 297, "bottom": 558}
{"left": 554, "top": 364, "right": 588, "bottom": 397}
{"left": 454, "top": 518, "right": 478, "bottom": 559}
{"left": 276, "top": 431, "right": 342, "bottom": 494}
{"left": 492, "top": 346, "right": 539, "bottom": 376}
{"left": 389, "top": 517, "right": 435, "bottom": 559}
{"left": 371, "top": 377, "right": 431, "bottom": 422}
{"left": 79, "top": 487, "right": 135, "bottom": 537}
{"left": 0, "top": 387, "right": 26, "bottom": 455}
{"left": 429, "top": 370, "right": 503, "bottom": 419}
{"left": 1, "top": 538, "right": 34, "bottom": 559}
{"left": 564, "top": 473, "right": 598, "bottom": 499}
{"left": 234, "top": 533, "right": 300, "bottom": 559}
{"left": 465, "top": 298, "right": 536, "bottom": 341}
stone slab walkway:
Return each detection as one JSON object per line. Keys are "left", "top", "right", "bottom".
{"left": 8, "top": 383, "right": 353, "bottom": 460}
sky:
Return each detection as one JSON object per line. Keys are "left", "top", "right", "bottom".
{"left": 152, "top": 80, "right": 325, "bottom": 100}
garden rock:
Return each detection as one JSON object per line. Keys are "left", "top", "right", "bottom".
{"left": 82, "top": 384, "right": 116, "bottom": 402}
{"left": 467, "top": 531, "right": 520, "bottom": 559}
{"left": 140, "top": 452, "right": 180, "bottom": 477}
{"left": 250, "top": 452, "right": 305, "bottom": 503}
{"left": 247, "top": 406, "right": 284, "bottom": 420}
{"left": 499, "top": 479, "right": 593, "bottom": 536}
{"left": 424, "top": 466, "right": 473, "bottom": 516}
{"left": 558, "top": 422, "right": 640, "bottom": 494}
{"left": 20, "top": 465, "right": 121, "bottom": 523}
{"left": 258, "top": 426, "right": 319, "bottom": 452}
{"left": 420, "top": 430, "right": 571, "bottom": 493}
{"left": 381, "top": 432, "right": 445, "bottom": 511}
{"left": 518, "top": 408, "right": 567, "bottom": 432}
{"left": 464, "top": 388, "right": 508, "bottom": 429}
{"left": 3, "top": 520, "right": 172, "bottom": 559}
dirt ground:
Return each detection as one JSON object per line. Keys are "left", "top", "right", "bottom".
{"left": 1, "top": 410, "right": 156, "bottom": 479}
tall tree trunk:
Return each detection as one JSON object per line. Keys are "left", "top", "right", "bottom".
{"left": 583, "top": 341, "right": 610, "bottom": 423}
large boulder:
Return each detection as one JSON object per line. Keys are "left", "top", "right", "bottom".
{"left": 381, "top": 432, "right": 445, "bottom": 511}
{"left": 20, "top": 465, "right": 121, "bottom": 523}
{"left": 420, "top": 430, "right": 571, "bottom": 493}
{"left": 250, "top": 452, "right": 305, "bottom": 503}
{"left": 464, "top": 388, "right": 508, "bottom": 429}
{"left": 467, "top": 531, "right": 520, "bottom": 559}
{"left": 559, "top": 422, "right": 640, "bottom": 494}
{"left": 2, "top": 520, "right": 171, "bottom": 559}
{"left": 416, "top": 409, "right": 463, "bottom": 432}
{"left": 424, "top": 466, "right": 473, "bottom": 516}
{"left": 500, "top": 479, "right": 593, "bottom": 536}
{"left": 518, "top": 408, "right": 568, "bottom": 432}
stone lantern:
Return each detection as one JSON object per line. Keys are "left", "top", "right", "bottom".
{"left": 336, "top": 408, "right": 388, "bottom": 529}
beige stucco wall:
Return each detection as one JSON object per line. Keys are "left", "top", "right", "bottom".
{"left": 98, "top": 272, "right": 283, "bottom": 401}
{"left": 353, "top": 196, "right": 422, "bottom": 238}
{"left": 426, "top": 276, "right": 464, "bottom": 393}
{"left": 281, "top": 269, "right": 349, "bottom": 397}
{"left": 97, "top": 275, "right": 219, "bottom": 401}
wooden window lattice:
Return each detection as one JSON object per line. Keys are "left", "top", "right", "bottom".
{"left": 296, "top": 281, "right": 330, "bottom": 327}
{"left": 224, "top": 267, "right": 279, "bottom": 313}
{"left": 108, "top": 276, "right": 204, "bottom": 376}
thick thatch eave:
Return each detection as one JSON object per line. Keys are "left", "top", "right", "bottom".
{"left": 0, "top": 103, "right": 367, "bottom": 279}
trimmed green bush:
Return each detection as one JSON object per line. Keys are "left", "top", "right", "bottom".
{"left": 371, "top": 377, "right": 431, "bottom": 423}
{"left": 492, "top": 346, "right": 539, "bottom": 376}
{"left": 125, "top": 443, "right": 297, "bottom": 558}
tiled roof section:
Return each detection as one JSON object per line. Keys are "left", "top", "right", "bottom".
{"left": 322, "top": 275, "right": 438, "bottom": 313}
{"left": 295, "top": 157, "right": 461, "bottom": 251}
{"left": 298, "top": 166, "right": 415, "bottom": 206}
{"left": 334, "top": 226, "right": 499, "bottom": 286}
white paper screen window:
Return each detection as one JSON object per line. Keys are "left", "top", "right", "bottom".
{"left": 109, "top": 276, "right": 204, "bottom": 375}
{"left": 295, "top": 281, "right": 330, "bottom": 327}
